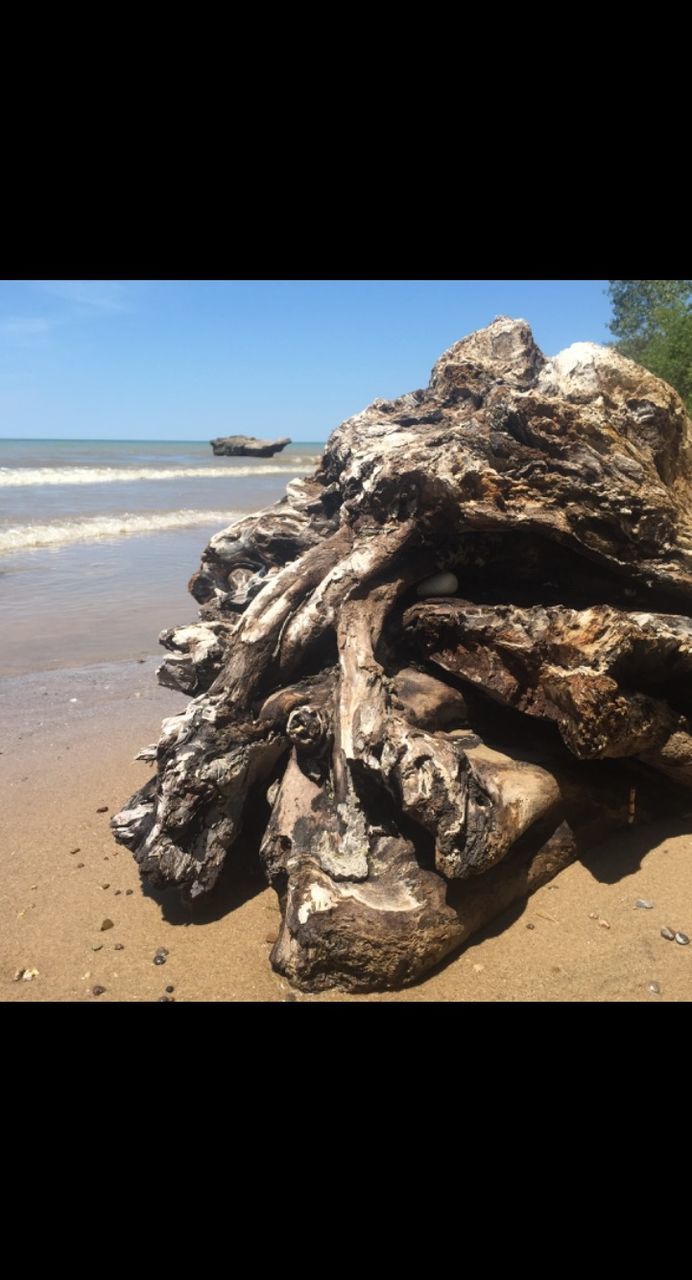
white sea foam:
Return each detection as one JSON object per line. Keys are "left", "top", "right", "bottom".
{"left": 0, "top": 510, "right": 240, "bottom": 554}
{"left": 0, "top": 461, "right": 317, "bottom": 487}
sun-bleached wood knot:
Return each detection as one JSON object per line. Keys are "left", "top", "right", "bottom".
{"left": 286, "top": 705, "right": 326, "bottom": 751}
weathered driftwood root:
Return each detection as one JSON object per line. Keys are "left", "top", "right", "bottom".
{"left": 113, "top": 318, "right": 692, "bottom": 991}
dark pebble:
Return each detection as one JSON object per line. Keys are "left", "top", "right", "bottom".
{"left": 91, "top": 986, "right": 106, "bottom": 997}
{"left": 69, "top": 848, "right": 81, "bottom": 855}
{"left": 154, "top": 954, "right": 167, "bottom": 966}
{"left": 92, "top": 944, "right": 103, "bottom": 952}
{"left": 114, "top": 943, "right": 125, "bottom": 951}
{"left": 158, "top": 995, "right": 175, "bottom": 1002}
{"left": 100, "top": 918, "right": 114, "bottom": 932}
{"left": 96, "top": 806, "right": 109, "bottom": 813}
{"left": 526, "top": 923, "right": 535, "bottom": 930}
{"left": 101, "top": 884, "right": 110, "bottom": 890}
{"left": 77, "top": 862, "right": 85, "bottom": 868}
{"left": 675, "top": 932, "right": 689, "bottom": 946}
{"left": 165, "top": 985, "right": 175, "bottom": 993}
{"left": 661, "top": 926, "right": 676, "bottom": 941}
{"left": 115, "top": 890, "right": 122, "bottom": 896}
{"left": 138, "top": 658, "right": 146, "bottom": 663}
{"left": 125, "top": 889, "right": 133, "bottom": 896}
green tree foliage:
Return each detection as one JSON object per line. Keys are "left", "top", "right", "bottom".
{"left": 607, "top": 280, "right": 692, "bottom": 411}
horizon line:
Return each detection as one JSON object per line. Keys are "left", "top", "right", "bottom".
{"left": 0, "top": 436, "right": 328, "bottom": 444}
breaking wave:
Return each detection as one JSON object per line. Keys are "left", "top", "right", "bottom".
{"left": 0, "top": 510, "right": 240, "bottom": 553}
{"left": 0, "top": 461, "right": 317, "bottom": 487}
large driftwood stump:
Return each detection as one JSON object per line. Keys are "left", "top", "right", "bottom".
{"left": 113, "top": 319, "right": 692, "bottom": 991}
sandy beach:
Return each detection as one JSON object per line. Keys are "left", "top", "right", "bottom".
{"left": 3, "top": 655, "right": 692, "bottom": 1003}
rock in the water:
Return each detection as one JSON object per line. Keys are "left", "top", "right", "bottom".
{"left": 113, "top": 318, "right": 692, "bottom": 993}
{"left": 210, "top": 435, "right": 291, "bottom": 458}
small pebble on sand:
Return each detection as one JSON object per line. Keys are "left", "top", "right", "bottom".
{"left": 91, "top": 986, "right": 106, "bottom": 997}
{"left": 661, "top": 926, "right": 676, "bottom": 941}
{"left": 69, "top": 848, "right": 80, "bottom": 855}
{"left": 265, "top": 933, "right": 278, "bottom": 944}
{"left": 649, "top": 982, "right": 661, "bottom": 994}
{"left": 598, "top": 919, "right": 611, "bottom": 929}
{"left": 416, "top": 571, "right": 459, "bottom": 598}
{"left": 126, "top": 889, "right": 133, "bottom": 895}
{"left": 675, "top": 932, "right": 689, "bottom": 946}
{"left": 158, "top": 995, "right": 174, "bottom": 1002}
{"left": 101, "top": 884, "right": 110, "bottom": 890}
{"left": 96, "top": 806, "right": 109, "bottom": 813}
{"left": 77, "top": 862, "right": 85, "bottom": 868}
{"left": 588, "top": 912, "right": 598, "bottom": 920}
{"left": 153, "top": 947, "right": 169, "bottom": 966}
{"left": 526, "top": 923, "right": 535, "bottom": 930}
{"left": 92, "top": 944, "right": 103, "bottom": 952}
{"left": 165, "top": 985, "right": 175, "bottom": 993}
{"left": 100, "top": 918, "right": 114, "bottom": 932}
{"left": 114, "top": 943, "right": 124, "bottom": 951}
{"left": 635, "top": 899, "right": 655, "bottom": 910}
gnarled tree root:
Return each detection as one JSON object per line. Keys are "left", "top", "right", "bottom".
{"left": 113, "top": 318, "right": 692, "bottom": 992}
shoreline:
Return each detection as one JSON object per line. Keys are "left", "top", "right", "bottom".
{"left": 2, "top": 657, "right": 692, "bottom": 1002}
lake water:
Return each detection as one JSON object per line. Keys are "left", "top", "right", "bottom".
{"left": 0, "top": 439, "right": 324, "bottom": 674}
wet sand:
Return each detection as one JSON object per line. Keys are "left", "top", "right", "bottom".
{"left": 3, "top": 658, "right": 692, "bottom": 1003}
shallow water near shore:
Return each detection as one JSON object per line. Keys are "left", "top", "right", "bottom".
{"left": 0, "top": 439, "right": 323, "bottom": 674}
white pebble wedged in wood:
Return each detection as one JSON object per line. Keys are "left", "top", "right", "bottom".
{"left": 416, "top": 572, "right": 459, "bottom": 598}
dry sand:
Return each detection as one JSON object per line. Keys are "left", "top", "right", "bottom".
{"left": 3, "top": 657, "right": 692, "bottom": 1003}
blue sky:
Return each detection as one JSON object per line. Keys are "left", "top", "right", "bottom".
{"left": 0, "top": 281, "right": 613, "bottom": 441}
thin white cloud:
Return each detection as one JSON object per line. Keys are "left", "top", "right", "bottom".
{"left": 36, "top": 280, "right": 133, "bottom": 314}
{"left": 1, "top": 316, "right": 52, "bottom": 336}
